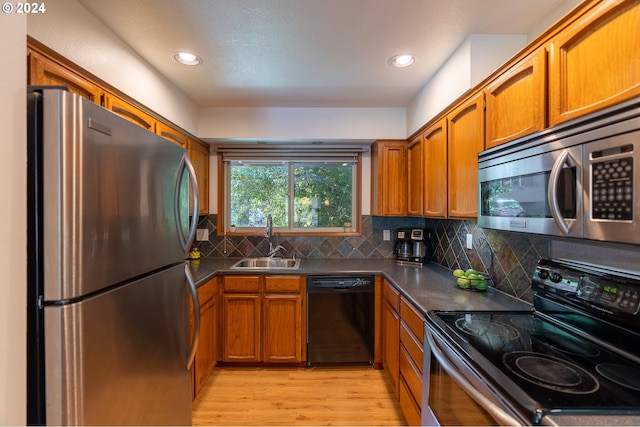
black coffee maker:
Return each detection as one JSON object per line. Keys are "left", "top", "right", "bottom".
{"left": 394, "top": 228, "right": 431, "bottom": 266}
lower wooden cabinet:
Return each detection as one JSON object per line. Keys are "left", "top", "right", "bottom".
{"left": 221, "top": 276, "right": 261, "bottom": 363}
{"left": 382, "top": 281, "right": 427, "bottom": 426}
{"left": 221, "top": 275, "right": 305, "bottom": 364}
{"left": 382, "top": 279, "right": 401, "bottom": 396}
{"left": 263, "top": 276, "right": 305, "bottom": 363}
{"left": 191, "top": 277, "right": 218, "bottom": 399}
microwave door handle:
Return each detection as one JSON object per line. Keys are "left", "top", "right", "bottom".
{"left": 425, "top": 326, "right": 523, "bottom": 426}
{"left": 548, "top": 149, "right": 575, "bottom": 236}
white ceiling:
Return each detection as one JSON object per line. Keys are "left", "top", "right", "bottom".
{"left": 77, "top": 0, "right": 571, "bottom": 108}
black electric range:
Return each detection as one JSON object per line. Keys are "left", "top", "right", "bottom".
{"left": 426, "top": 259, "right": 640, "bottom": 425}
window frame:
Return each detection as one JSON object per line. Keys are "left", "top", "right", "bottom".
{"left": 217, "top": 152, "right": 362, "bottom": 236}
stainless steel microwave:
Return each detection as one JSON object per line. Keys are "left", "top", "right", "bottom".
{"left": 478, "top": 97, "right": 640, "bottom": 245}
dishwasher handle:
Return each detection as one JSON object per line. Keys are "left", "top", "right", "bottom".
{"left": 425, "top": 324, "right": 523, "bottom": 426}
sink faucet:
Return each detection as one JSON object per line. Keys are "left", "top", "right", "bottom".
{"left": 268, "top": 243, "right": 286, "bottom": 258}
{"left": 264, "top": 214, "right": 273, "bottom": 239}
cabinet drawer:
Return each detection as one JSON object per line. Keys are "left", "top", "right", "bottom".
{"left": 264, "top": 275, "right": 302, "bottom": 293}
{"left": 197, "top": 278, "right": 217, "bottom": 305}
{"left": 400, "top": 320, "right": 423, "bottom": 373}
{"left": 399, "top": 345, "right": 423, "bottom": 409}
{"left": 400, "top": 297, "right": 425, "bottom": 345}
{"left": 223, "top": 275, "right": 261, "bottom": 292}
{"left": 383, "top": 280, "right": 400, "bottom": 312}
{"left": 399, "top": 375, "right": 422, "bottom": 426}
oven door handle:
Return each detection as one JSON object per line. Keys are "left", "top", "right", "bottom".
{"left": 425, "top": 326, "right": 523, "bottom": 426}
{"left": 548, "top": 148, "right": 575, "bottom": 236}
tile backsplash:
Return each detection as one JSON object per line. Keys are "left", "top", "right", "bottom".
{"left": 195, "top": 214, "right": 549, "bottom": 303}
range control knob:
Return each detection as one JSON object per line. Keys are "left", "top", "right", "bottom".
{"left": 537, "top": 269, "right": 549, "bottom": 280}
{"left": 549, "top": 272, "right": 562, "bottom": 283}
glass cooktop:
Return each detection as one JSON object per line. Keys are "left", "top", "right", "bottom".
{"left": 433, "top": 311, "right": 640, "bottom": 413}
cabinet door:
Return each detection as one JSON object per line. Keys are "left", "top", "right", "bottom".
{"left": 399, "top": 376, "right": 422, "bottom": 426}
{"left": 485, "top": 47, "right": 547, "bottom": 148}
{"left": 156, "top": 121, "right": 188, "bottom": 148}
{"left": 407, "top": 135, "right": 423, "bottom": 217}
{"left": 192, "top": 279, "right": 218, "bottom": 396}
{"left": 262, "top": 293, "right": 303, "bottom": 363}
{"left": 189, "top": 138, "right": 210, "bottom": 216}
{"left": 423, "top": 119, "right": 448, "bottom": 218}
{"left": 221, "top": 294, "right": 261, "bottom": 362}
{"left": 103, "top": 93, "right": 156, "bottom": 132}
{"left": 27, "top": 49, "right": 102, "bottom": 103}
{"left": 447, "top": 93, "right": 485, "bottom": 219}
{"left": 549, "top": 0, "right": 640, "bottom": 126}
{"left": 382, "top": 299, "right": 400, "bottom": 397}
{"left": 371, "top": 140, "right": 407, "bottom": 216}
{"left": 194, "top": 294, "right": 217, "bottom": 394}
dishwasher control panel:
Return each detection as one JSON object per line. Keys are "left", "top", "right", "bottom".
{"left": 307, "top": 275, "right": 374, "bottom": 291}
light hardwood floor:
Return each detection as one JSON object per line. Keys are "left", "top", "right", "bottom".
{"left": 192, "top": 366, "right": 407, "bottom": 426}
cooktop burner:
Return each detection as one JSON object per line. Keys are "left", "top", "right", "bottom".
{"left": 503, "top": 351, "right": 599, "bottom": 394}
{"left": 596, "top": 363, "right": 640, "bottom": 391}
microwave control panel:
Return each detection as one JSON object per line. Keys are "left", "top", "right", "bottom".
{"left": 590, "top": 144, "right": 634, "bottom": 221}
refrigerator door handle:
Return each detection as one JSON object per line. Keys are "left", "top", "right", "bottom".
{"left": 185, "top": 264, "right": 200, "bottom": 369}
{"left": 175, "top": 154, "right": 199, "bottom": 252}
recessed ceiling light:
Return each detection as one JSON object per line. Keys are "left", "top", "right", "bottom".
{"left": 174, "top": 51, "right": 202, "bottom": 66}
{"left": 388, "top": 54, "right": 415, "bottom": 68}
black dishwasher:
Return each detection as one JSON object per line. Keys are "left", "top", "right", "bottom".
{"left": 306, "top": 275, "right": 374, "bottom": 365}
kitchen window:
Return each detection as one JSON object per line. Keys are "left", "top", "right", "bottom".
{"left": 219, "top": 149, "right": 362, "bottom": 235}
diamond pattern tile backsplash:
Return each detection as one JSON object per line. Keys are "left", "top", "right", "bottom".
{"left": 195, "top": 214, "right": 549, "bottom": 303}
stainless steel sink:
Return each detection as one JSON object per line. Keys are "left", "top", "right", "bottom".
{"left": 230, "top": 257, "right": 300, "bottom": 270}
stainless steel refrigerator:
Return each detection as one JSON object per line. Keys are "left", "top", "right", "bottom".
{"left": 27, "top": 87, "right": 201, "bottom": 425}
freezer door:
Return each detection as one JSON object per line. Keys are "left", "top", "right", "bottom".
{"left": 41, "top": 89, "right": 198, "bottom": 301}
{"left": 44, "top": 263, "right": 192, "bottom": 426}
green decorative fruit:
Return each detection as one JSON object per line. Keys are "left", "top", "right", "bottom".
{"left": 467, "top": 273, "right": 480, "bottom": 279}
{"left": 465, "top": 268, "right": 478, "bottom": 276}
{"left": 453, "top": 269, "right": 466, "bottom": 278}
{"left": 456, "top": 277, "right": 471, "bottom": 289}
{"left": 472, "top": 279, "right": 488, "bottom": 291}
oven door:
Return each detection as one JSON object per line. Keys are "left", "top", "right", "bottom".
{"left": 478, "top": 144, "right": 583, "bottom": 238}
{"left": 423, "top": 320, "right": 529, "bottom": 426}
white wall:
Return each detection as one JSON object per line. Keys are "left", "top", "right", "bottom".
{"left": 198, "top": 107, "right": 406, "bottom": 142}
{"left": 406, "top": 34, "right": 527, "bottom": 135}
{"left": 405, "top": 0, "right": 584, "bottom": 136}
{"left": 27, "top": 0, "right": 199, "bottom": 134}
{"left": 0, "top": 12, "right": 27, "bottom": 426}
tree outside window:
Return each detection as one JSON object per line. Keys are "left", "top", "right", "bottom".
{"left": 225, "top": 157, "right": 358, "bottom": 233}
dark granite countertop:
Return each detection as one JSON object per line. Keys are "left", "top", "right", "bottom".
{"left": 186, "top": 257, "right": 532, "bottom": 314}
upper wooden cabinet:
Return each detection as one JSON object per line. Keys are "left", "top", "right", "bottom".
{"left": 549, "top": 0, "right": 640, "bottom": 126}
{"left": 407, "top": 135, "right": 423, "bottom": 217}
{"left": 485, "top": 47, "right": 547, "bottom": 149}
{"left": 156, "top": 121, "right": 188, "bottom": 148}
{"left": 189, "top": 138, "right": 210, "bottom": 216}
{"left": 447, "top": 93, "right": 485, "bottom": 219}
{"left": 27, "top": 49, "right": 102, "bottom": 103}
{"left": 103, "top": 92, "right": 156, "bottom": 132}
{"left": 371, "top": 140, "right": 407, "bottom": 216}
{"left": 423, "top": 119, "right": 448, "bottom": 219}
